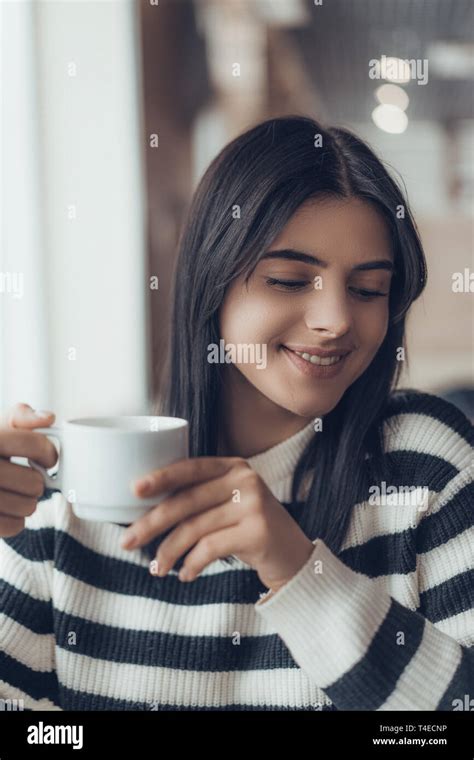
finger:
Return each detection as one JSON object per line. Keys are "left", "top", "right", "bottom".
{"left": 0, "top": 403, "right": 55, "bottom": 431}
{"left": 132, "top": 456, "right": 242, "bottom": 498}
{"left": 153, "top": 503, "right": 238, "bottom": 576}
{"left": 0, "top": 490, "right": 37, "bottom": 518}
{"left": 123, "top": 471, "right": 236, "bottom": 548}
{"left": 178, "top": 527, "right": 239, "bottom": 581}
{"left": 0, "top": 431, "right": 58, "bottom": 468}
{"left": 0, "top": 514, "right": 26, "bottom": 537}
{"left": 0, "top": 459, "right": 45, "bottom": 497}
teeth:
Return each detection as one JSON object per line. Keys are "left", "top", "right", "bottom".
{"left": 294, "top": 351, "right": 344, "bottom": 366}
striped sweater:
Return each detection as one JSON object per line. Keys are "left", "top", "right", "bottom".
{"left": 0, "top": 390, "right": 472, "bottom": 711}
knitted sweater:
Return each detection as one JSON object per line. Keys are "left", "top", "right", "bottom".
{"left": 0, "top": 390, "right": 472, "bottom": 711}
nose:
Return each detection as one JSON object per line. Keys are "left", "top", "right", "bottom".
{"left": 303, "top": 283, "right": 352, "bottom": 338}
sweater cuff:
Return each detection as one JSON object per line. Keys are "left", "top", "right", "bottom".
{"left": 254, "top": 538, "right": 391, "bottom": 689}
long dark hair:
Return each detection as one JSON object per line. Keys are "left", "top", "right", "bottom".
{"left": 157, "top": 115, "right": 427, "bottom": 556}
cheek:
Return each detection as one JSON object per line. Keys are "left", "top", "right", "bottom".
{"left": 355, "top": 303, "right": 390, "bottom": 356}
{"left": 219, "top": 289, "right": 287, "bottom": 346}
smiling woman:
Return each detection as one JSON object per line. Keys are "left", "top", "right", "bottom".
{"left": 217, "top": 195, "right": 396, "bottom": 424}
{"left": 163, "top": 115, "right": 427, "bottom": 530}
{"left": 0, "top": 116, "right": 472, "bottom": 712}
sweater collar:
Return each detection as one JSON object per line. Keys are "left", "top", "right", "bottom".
{"left": 245, "top": 420, "right": 316, "bottom": 488}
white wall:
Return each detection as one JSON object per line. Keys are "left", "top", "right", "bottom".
{"left": 1, "top": 0, "right": 149, "bottom": 421}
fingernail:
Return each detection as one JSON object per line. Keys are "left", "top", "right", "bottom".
{"left": 135, "top": 475, "right": 154, "bottom": 494}
{"left": 34, "top": 409, "right": 52, "bottom": 417}
{"left": 121, "top": 531, "right": 138, "bottom": 549}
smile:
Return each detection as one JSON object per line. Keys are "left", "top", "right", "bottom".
{"left": 292, "top": 351, "right": 344, "bottom": 366}
{"left": 281, "top": 345, "right": 351, "bottom": 379}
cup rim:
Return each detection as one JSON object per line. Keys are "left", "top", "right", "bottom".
{"left": 65, "top": 416, "right": 189, "bottom": 432}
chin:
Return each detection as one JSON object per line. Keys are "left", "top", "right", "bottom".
{"left": 282, "top": 397, "right": 340, "bottom": 419}
{"left": 312, "top": 388, "right": 348, "bottom": 415}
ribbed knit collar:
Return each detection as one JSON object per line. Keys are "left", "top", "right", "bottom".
{"left": 245, "top": 419, "right": 316, "bottom": 487}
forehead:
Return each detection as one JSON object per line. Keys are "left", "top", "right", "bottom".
{"left": 270, "top": 197, "right": 393, "bottom": 261}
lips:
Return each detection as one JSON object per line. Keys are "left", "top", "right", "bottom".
{"left": 282, "top": 345, "right": 352, "bottom": 358}
{"left": 291, "top": 351, "right": 344, "bottom": 366}
{"left": 281, "top": 344, "right": 351, "bottom": 379}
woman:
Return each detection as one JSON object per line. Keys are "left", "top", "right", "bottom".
{"left": 0, "top": 116, "right": 472, "bottom": 711}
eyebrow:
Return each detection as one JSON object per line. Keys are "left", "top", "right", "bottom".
{"left": 261, "top": 248, "right": 395, "bottom": 273}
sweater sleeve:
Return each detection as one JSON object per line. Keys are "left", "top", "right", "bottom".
{"left": 0, "top": 495, "right": 61, "bottom": 710}
{"left": 255, "top": 462, "right": 474, "bottom": 711}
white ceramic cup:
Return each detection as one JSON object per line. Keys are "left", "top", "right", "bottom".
{"left": 27, "top": 416, "right": 189, "bottom": 523}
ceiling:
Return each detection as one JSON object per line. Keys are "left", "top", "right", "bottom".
{"left": 292, "top": 0, "right": 474, "bottom": 123}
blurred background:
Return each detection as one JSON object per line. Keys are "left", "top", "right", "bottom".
{"left": 1, "top": 0, "right": 473, "bottom": 423}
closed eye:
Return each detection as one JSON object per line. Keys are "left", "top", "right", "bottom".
{"left": 265, "top": 277, "right": 309, "bottom": 290}
{"left": 349, "top": 288, "right": 388, "bottom": 300}
{"left": 265, "top": 278, "right": 389, "bottom": 299}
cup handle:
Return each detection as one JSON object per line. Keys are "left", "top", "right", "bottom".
{"left": 27, "top": 426, "right": 63, "bottom": 490}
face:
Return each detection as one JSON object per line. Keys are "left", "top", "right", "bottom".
{"left": 218, "top": 196, "right": 394, "bottom": 419}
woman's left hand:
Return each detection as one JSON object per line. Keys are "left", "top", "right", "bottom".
{"left": 121, "top": 457, "right": 314, "bottom": 594}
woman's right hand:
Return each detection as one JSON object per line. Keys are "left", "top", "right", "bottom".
{"left": 0, "top": 403, "right": 58, "bottom": 537}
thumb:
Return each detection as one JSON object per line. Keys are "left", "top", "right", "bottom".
{"left": 0, "top": 403, "right": 55, "bottom": 430}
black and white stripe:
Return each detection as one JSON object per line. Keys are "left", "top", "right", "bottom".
{"left": 0, "top": 390, "right": 472, "bottom": 710}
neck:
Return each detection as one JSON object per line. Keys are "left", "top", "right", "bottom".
{"left": 217, "top": 366, "right": 312, "bottom": 458}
